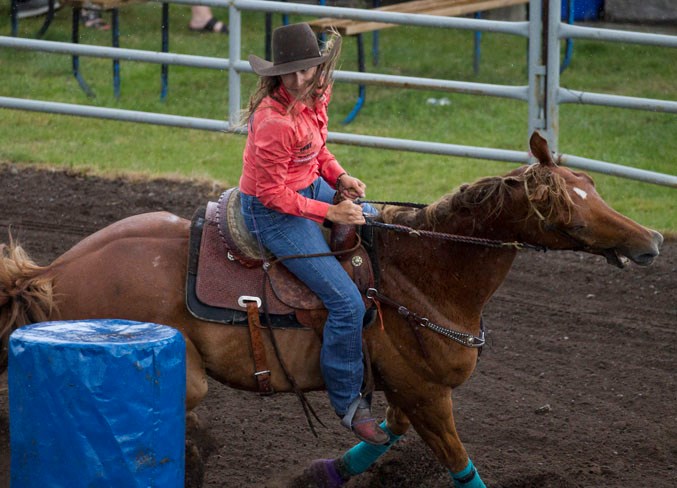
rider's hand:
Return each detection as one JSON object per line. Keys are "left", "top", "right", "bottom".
{"left": 338, "top": 174, "right": 366, "bottom": 200}
{"left": 326, "top": 199, "right": 366, "bottom": 225}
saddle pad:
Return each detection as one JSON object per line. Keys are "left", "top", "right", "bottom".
{"left": 186, "top": 208, "right": 307, "bottom": 328}
{"left": 195, "top": 221, "right": 302, "bottom": 314}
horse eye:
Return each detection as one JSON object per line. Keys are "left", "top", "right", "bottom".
{"left": 568, "top": 224, "right": 586, "bottom": 232}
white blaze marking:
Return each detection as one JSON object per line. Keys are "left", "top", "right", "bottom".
{"left": 153, "top": 256, "right": 162, "bottom": 267}
{"left": 573, "top": 187, "right": 588, "bottom": 200}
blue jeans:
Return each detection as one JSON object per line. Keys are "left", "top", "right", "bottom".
{"left": 240, "top": 178, "right": 368, "bottom": 415}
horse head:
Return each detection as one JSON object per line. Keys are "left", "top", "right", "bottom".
{"left": 514, "top": 132, "right": 663, "bottom": 267}
{"left": 385, "top": 132, "right": 662, "bottom": 269}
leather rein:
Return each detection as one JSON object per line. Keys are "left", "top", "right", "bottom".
{"left": 360, "top": 199, "right": 547, "bottom": 253}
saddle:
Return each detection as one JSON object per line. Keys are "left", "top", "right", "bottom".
{"left": 185, "top": 188, "right": 377, "bottom": 394}
{"left": 185, "top": 188, "right": 375, "bottom": 330}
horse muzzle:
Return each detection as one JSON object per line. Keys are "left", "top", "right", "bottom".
{"left": 609, "top": 229, "right": 664, "bottom": 268}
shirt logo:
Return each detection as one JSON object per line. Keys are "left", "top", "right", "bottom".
{"left": 293, "top": 150, "right": 319, "bottom": 164}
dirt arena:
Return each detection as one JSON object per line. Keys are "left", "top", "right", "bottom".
{"left": 0, "top": 162, "right": 675, "bottom": 487}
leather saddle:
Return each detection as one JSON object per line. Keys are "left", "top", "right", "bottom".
{"left": 185, "top": 188, "right": 375, "bottom": 330}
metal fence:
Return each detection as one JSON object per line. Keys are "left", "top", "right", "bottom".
{"left": 0, "top": 0, "right": 675, "bottom": 187}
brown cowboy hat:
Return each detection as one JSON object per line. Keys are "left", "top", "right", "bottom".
{"left": 248, "top": 23, "right": 341, "bottom": 77}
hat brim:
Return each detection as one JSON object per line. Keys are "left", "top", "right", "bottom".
{"left": 248, "top": 38, "right": 341, "bottom": 77}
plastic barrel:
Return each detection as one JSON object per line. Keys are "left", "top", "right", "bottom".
{"left": 8, "top": 319, "right": 186, "bottom": 487}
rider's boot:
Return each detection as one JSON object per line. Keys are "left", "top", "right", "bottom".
{"left": 340, "top": 394, "right": 389, "bottom": 445}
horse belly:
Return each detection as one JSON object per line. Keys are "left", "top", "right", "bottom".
{"left": 195, "top": 324, "right": 326, "bottom": 392}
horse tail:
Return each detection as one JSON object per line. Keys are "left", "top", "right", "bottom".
{"left": 0, "top": 238, "right": 55, "bottom": 373}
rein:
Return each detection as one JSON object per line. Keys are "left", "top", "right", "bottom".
{"left": 265, "top": 233, "right": 362, "bottom": 268}
{"left": 359, "top": 200, "right": 547, "bottom": 253}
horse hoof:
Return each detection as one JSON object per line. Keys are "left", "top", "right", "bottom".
{"left": 299, "top": 458, "right": 347, "bottom": 488}
{"left": 184, "top": 410, "right": 216, "bottom": 488}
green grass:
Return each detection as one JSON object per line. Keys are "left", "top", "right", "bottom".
{"left": 1, "top": 5, "right": 675, "bottom": 232}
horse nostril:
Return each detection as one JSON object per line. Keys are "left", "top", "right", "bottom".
{"left": 635, "top": 252, "right": 658, "bottom": 265}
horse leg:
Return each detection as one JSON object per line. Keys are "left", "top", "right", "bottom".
{"left": 184, "top": 338, "right": 211, "bottom": 488}
{"left": 303, "top": 405, "right": 411, "bottom": 487}
{"left": 403, "top": 392, "right": 486, "bottom": 488}
{"left": 183, "top": 337, "right": 208, "bottom": 411}
{"left": 185, "top": 410, "right": 215, "bottom": 488}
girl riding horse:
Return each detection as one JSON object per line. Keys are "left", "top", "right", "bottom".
{"left": 239, "top": 23, "right": 385, "bottom": 445}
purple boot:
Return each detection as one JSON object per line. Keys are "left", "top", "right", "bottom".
{"left": 304, "top": 458, "right": 349, "bottom": 488}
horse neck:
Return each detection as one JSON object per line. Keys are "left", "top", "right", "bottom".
{"left": 376, "top": 204, "right": 520, "bottom": 321}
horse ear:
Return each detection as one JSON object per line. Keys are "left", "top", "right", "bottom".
{"left": 529, "top": 131, "right": 556, "bottom": 167}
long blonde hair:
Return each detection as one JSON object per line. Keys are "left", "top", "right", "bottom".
{"left": 242, "top": 30, "right": 342, "bottom": 125}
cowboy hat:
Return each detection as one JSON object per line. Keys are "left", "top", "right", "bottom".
{"left": 248, "top": 23, "right": 341, "bottom": 77}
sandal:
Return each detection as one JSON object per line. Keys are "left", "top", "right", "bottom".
{"left": 189, "top": 17, "right": 228, "bottom": 35}
{"left": 81, "top": 7, "right": 110, "bottom": 31}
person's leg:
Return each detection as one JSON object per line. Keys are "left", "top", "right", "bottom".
{"left": 240, "top": 190, "right": 387, "bottom": 444}
{"left": 189, "top": 5, "right": 227, "bottom": 34}
{"left": 242, "top": 194, "right": 364, "bottom": 412}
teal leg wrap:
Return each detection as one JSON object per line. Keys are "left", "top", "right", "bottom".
{"left": 341, "top": 420, "right": 402, "bottom": 476}
{"left": 449, "top": 459, "right": 486, "bottom": 488}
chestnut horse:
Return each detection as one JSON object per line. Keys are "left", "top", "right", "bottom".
{"left": 0, "top": 133, "right": 663, "bottom": 487}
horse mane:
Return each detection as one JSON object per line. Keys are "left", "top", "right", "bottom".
{"left": 519, "top": 160, "right": 576, "bottom": 226}
{"left": 422, "top": 175, "right": 511, "bottom": 229}
{"left": 383, "top": 162, "right": 575, "bottom": 231}
{"left": 0, "top": 238, "right": 55, "bottom": 372}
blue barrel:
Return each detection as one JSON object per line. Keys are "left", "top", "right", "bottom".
{"left": 8, "top": 319, "right": 186, "bottom": 487}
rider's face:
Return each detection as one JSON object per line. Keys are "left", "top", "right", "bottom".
{"left": 280, "top": 66, "right": 318, "bottom": 99}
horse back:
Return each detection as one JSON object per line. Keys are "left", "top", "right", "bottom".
{"left": 46, "top": 212, "right": 192, "bottom": 322}
{"left": 52, "top": 212, "right": 190, "bottom": 266}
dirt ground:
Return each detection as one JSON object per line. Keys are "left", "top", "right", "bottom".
{"left": 0, "top": 162, "right": 675, "bottom": 488}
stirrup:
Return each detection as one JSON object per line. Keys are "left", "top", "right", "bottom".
{"left": 340, "top": 394, "right": 363, "bottom": 430}
{"left": 340, "top": 395, "right": 389, "bottom": 445}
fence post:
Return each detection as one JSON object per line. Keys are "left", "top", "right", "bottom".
{"left": 545, "top": 0, "right": 561, "bottom": 151}
{"left": 527, "top": 0, "right": 545, "bottom": 149}
{"left": 229, "top": 3, "right": 242, "bottom": 127}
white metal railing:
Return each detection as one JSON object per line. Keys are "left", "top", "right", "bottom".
{"left": 0, "top": 0, "right": 675, "bottom": 187}
{"left": 541, "top": 0, "right": 677, "bottom": 155}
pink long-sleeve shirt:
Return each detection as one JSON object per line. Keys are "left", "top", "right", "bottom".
{"left": 239, "top": 85, "right": 346, "bottom": 223}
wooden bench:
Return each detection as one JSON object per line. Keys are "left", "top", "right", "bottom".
{"left": 308, "top": 0, "right": 529, "bottom": 123}
{"left": 309, "top": 0, "right": 529, "bottom": 36}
